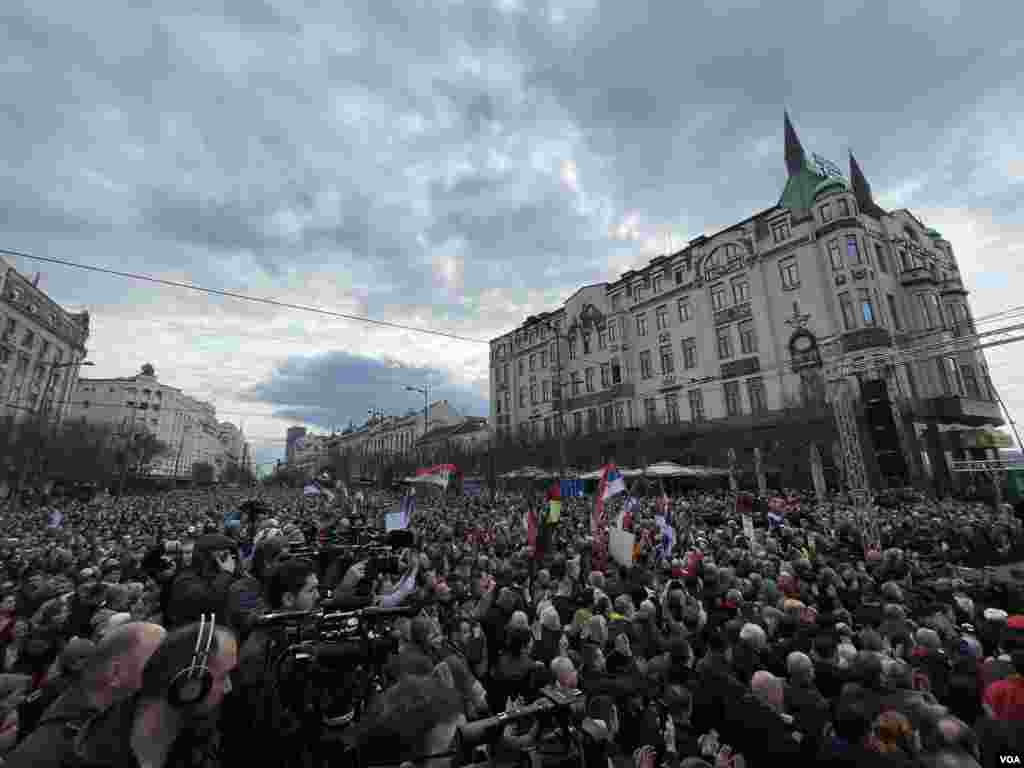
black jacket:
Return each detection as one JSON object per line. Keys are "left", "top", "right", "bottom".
{"left": 5, "top": 685, "right": 99, "bottom": 768}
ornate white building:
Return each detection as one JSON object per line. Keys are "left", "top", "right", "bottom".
{"left": 489, "top": 114, "right": 1002, "bottom": 492}
{"left": 0, "top": 259, "right": 90, "bottom": 427}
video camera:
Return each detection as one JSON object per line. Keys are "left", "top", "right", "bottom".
{"left": 453, "top": 686, "right": 587, "bottom": 767}
{"left": 257, "top": 604, "right": 420, "bottom": 738}
{"left": 256, "top": 604, "right": 417, "bottom": 666}
{"left": 288, "top": 529, "right": 417, "bottom": 585}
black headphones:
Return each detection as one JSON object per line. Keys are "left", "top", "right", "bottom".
{"left": 168, "top": 614, "right": 217, "bottom": 707}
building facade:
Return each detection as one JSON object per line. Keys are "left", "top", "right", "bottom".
{"left": 0, "top": 259, "right": 90, "bottom": 427}
{"left": 290, "top": 432, "right": 330, "bottom": 477}
{"left": 66, "top": 365, "right": 248, "bottom": 479}
{"left": 285, "top": 426, "right": 307, "bottom": 465}
{"left": 326, "top": 400, "right": 468, "bottom": 478}
{"left": 489, "top": 114, "right": 1002, "bottom": 492}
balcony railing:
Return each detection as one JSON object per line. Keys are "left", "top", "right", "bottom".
{"left": 720, "top": 356, "right": 760, "bottom": 380}
{"left": 565, "top": 381, "right": 635, "bottom": 412}
{"left": 899, "top": 266, "right": 937, "bottom": 287}
{"left": 939, "top": 276, "right": 967, "bottom": 295}
{"left": 924, "top": 395, "right": 1003, "bottom": 427}
{"left": 713, "top": 301, "right": 752, "bottom": 326}
{"left": 841, "top": 327, "right": 893, "bottom": 354}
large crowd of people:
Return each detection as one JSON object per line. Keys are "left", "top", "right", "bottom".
{"left": 0, "top": 480, "right": 1021, "bottom": 768}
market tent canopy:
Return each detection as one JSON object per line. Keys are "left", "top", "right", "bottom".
{"left": 644, "top": 461, "right": 730, "bottom": 478}
{"left": 578, "top": 466, "right": 643, "bottom": 480}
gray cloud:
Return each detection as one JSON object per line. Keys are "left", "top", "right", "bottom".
{"left": 4, "top": 0, "right": 1024, "bottom": 457}
{"left": 243, "top": 350, "right": 489, "bottom": 430}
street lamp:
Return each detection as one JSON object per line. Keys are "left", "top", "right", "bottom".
{"left": 405, "top": 384, "right": 430, "bottom": 444}
{"left": 548, "top": 303, "right": 605, "bottom": 479}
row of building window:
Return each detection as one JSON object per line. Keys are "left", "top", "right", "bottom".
{"left": 516, "top": 376, "right": 769, "bottom": 439}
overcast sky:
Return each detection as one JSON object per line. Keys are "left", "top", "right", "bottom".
{"left": 2, "top": 0, "right": 1022, "bottom": 468}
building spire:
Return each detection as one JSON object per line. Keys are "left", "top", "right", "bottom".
{"left": 784, "top": 110, "right": 807, "bottom": 177}
{"left": 848, "top": 149, "right": 872, "bottom": 202}
{"left": 849, "top": 149, "right": 885, "bottom": 217}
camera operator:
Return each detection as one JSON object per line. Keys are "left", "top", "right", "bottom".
{"left": 222, "top": 558, "right": 320, "bottom": 768}
{"left": 165, "top": 535, "right": 239, "bottom": 630}
{"left": 224, "top": 535, "right": 290, "bottom": 641}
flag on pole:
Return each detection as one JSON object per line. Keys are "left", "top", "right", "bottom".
{"left": 593, "top": 464, "right": 626, "bottom": 571}
{"left": 416, "top": 464, "right": 457, "bottom": 490}
{"left": 387, "top": 491, "right": 415, "bottom": 531}
{"left": 400, "top": 492, "right": 415, "bottom": 527}
{"left": 602, "top": 465, "right": 626, "bottom": 501}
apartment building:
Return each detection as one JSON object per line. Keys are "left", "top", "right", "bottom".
{"left": 67, "top": 365, "right": 247, "bottom": 479}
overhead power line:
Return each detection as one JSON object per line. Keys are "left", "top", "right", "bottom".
{"left": 0, "top": 247, "right": 489, "bottom": 345}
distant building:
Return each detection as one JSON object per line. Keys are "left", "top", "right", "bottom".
{"left": 66, "top": 365, "right": 248, "bottom": 479}
{"left": 416, "top": 416, "right": 492, "bottom": 455}
{"left": 0, "top": 259, "right": 90, "bottom": 427}
{"left": 326, "top": 400, "right": 471, "bottom": 478}
{"left": 290, "top": 432, "right": 330, "bottom": 478}
{"left": 285, "top": 426, "right": 307, "bottom": 465}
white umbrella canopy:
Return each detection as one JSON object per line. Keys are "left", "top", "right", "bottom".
{"left": 643, "top": 461, "right": 688, "bottom": 477}
{"left": 643, "top": 461, "right": 730, "bottom": 478}
{"left": 577, "top": 466, "right": 642, "bottom": 480}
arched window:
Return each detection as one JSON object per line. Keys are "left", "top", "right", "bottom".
{"left": 703, "top": 243, "right": 742, "bottom": 280}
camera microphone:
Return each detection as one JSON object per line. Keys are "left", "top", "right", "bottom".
{"left": 253, "top": 609, "right": 320, "bottom": 628}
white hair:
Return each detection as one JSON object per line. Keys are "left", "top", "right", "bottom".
{"left": 739, "top": 622, "right": 767, "bottom": 649}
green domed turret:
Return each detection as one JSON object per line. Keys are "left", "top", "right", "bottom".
{"left": 812, "top": 177, "right": 849, "bottom": 200}
{"left": 925, "top": 228, "right": 944, "bottom": 240}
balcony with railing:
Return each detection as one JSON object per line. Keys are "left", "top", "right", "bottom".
{"left": 899, "top": 265, "right": 937, "bottom": 287}
{"left": 841, "top": 327, "right": 893, "bottom": 354}
{"left": 924, "top": 395, "right": 1003, "bottom": 427}
{"left": 713, "top": 301, "right": 752, "bottom": 326}
{"left": 939, "top": 274, "right": 967, "bottom": 295}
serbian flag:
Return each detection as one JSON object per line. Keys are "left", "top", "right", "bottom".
{"left": 593, "top": 464, "right": 626, "bottom": 570}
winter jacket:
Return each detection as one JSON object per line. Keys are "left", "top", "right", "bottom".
{"left": 4, "top": 684, "right": 99, "bottom": 768}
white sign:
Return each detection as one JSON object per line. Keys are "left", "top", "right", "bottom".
{"left": 609, "top": 527, "right": 635, "bottom": 569}
{"left": 811, "top": 153, "right": 846, "bottom": 181}
{"left": 742, "top": 514, "right": 755, "bottom": 544}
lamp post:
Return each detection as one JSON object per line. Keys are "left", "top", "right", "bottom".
{"left": 547, "top": 303, "right": 606, "bottom": 480}
{"left": 405, "top": 384, "right": 430, "bottom": 464}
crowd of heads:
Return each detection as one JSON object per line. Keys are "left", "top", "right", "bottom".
{"left": 0, "top": 482, "right": 1020, "bottom": 767}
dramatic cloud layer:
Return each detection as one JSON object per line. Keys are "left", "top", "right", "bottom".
{"left": 244, "top": 351, "right": 489, "bottom": 429}
{"left": 2, "top": 0, "right": 1022, "bottom": 465}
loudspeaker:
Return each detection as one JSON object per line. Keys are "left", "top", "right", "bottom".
{"left": 861, "top": 379, "right": 890, "bottom": 405}
{"left": 862, "top": 386, "right": 907, "bottom": 481}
